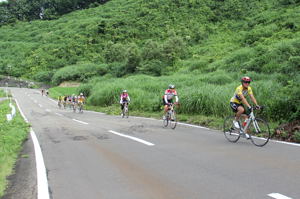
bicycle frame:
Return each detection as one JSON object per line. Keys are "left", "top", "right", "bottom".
{"left": 166, "top": 104, "right": 174, "bottom": 119}
{"left": 240, "top": 108, "right": 261, "bottom": 134}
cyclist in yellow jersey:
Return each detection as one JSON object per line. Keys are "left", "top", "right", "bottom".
{"left": 230, "top": 76, "right": 260, "bottom": 129}
{"left": 77, "top": 93, "right": 85, "bottom": 103}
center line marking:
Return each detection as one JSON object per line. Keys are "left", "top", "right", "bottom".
{"left": 108, "top": 130, "right": 155, "bottom": 146}
{"left": 72, "top": 119, "right": 88, "bottom": 125}
{"left": 55, "top": 113, "right": 63, "bottom": 116}
{"left": 38, "top": 104, "right": 43, "bottom": 108}
{"left": 268, "top": 193, "right": 293, "bottom": 199}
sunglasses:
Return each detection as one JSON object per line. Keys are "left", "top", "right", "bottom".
{"left": 243, "top": 81, "right": 251, "bottom": 84}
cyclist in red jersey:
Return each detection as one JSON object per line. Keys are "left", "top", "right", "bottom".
{"left": 162, "top": 84, "right": 179, "bottom": 119}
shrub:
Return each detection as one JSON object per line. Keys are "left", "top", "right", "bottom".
{"left": 138, "top": 59, "right": 165, "bottom": 76}
{"left": 292, "top": 131, "right": 300, "bottom": 143}
{"left": 77, "top": 83, "right": 93, "bottom": 97}
{"left": 33, "top": 71, "right": 54, "bottom": 83}
{"left": 52, "top": 63, "right": 107, "bottom": 85}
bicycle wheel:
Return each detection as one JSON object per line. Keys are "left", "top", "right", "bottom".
{"left": 223, "top": 116, "right": 240, "bottom": 143}
{"left": 249, "top": 118, "right": 270, "bottom": 147}
{"left": 124, "top": 107, "right": 129, "bottom": 118}
{"left": 163, "top": 114, "right": 169, "bottom": 127}
{"left": 169, "top": 110, "right": 177, "bottom": 129}
{"left": 79, "top": 104, "right": 83, "bottom": 113}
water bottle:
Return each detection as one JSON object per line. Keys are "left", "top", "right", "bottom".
{"left": 243, "top": 118, "right": 249, "bottom": 127}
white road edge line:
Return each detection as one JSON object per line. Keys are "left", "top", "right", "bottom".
{"left": 15, "top": 99, "right": 28, "bottom": 123}
{"left": 15, "top": 99, "right": 50, "bottom": 199}
{"left": 177, "top": 122, "right": 210, "bottom": 130}
{"left": 72, "top": 119, "right": 88, "bottom": 125}
{"left": 38, "top": 104, "right": 43, "bottom": 108}
{"left": 48, "top": 98, "right": 57, "bottom": 104}
{"left": 273, "top": 140, "right": 300, "bottom": 147}
{"left": 55, "top": 113, "right": 63, "bottom": 117}
{"left": 268, "top": 193, "right": 293, "bottom": 199}
{"left": 108, "top": 130, "right": 155, "bottom": 146}
{"left": 30, "top": 129, "right": 50, "bottom": 199}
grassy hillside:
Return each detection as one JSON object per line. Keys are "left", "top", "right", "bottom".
{"left": 0, "top": 0, "right": 299, "bottom": 125}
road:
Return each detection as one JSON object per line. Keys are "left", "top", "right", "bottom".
{"left": 3, "top": 88, "right": 300, "bottom": 199}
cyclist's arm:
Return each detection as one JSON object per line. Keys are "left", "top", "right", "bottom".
{"left": 239, "top": 94, "right": 251, "bottom": 108}
{"left": 164, "top": 95, "right": 168, "bottom": 104}
{"left": 249, "top": 94, "right": 258, "bottom": 106}
{"left": 127, "top": 96, "right": 130, "bottom": 102}
{"left": 175, "top": 95, "right": 178, "bottom": 103}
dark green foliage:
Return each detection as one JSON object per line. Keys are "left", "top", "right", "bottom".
{"left": 270, "top": 79, "right": 300, "bottom": 122}
{"left": 0, "top": 0, "right": 110, "bottom": 24}
{"left": 52, "top": 63, "right": 107, "bottom": 85}
{"left": 33, "top": 70, "right": 54, "bottom": 83}
{"left": 77, "top": 83, "right": 93, "bottom": 97}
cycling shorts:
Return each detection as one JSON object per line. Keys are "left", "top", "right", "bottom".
{"left": 230, "top": 102, "right": 244, "bottom": 113}
{"left": 162, "top": 99, "right": 173, "bottom": 106}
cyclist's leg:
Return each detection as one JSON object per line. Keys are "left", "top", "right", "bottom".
{"left": 236, "top": 105, "right": 244, "bottom": 121}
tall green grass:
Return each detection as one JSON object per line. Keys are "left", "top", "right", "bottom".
{"left": 83, "top": 70, "right": 283, "bottom": 120}
{"left": 0, "top": 100, "right": 29, "bottom": 197}
{"left": 48, "top": 87, "right": 79, "bottom": 99}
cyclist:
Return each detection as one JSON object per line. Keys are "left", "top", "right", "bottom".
{"left": 120, "top": 90, "right": 130, "bottom": 115}
{"left": 77, "top": 93, "right": 85, "bottom": 111}
{"left": 63, "top": 95, "right": 68, "bottom": 108}
{"left": 230, "top": 76, "right": 260, "bottom": 130}
{"left": 57, "top": 95, "right": 64, "bottom": 108}
{"left": 163, "top": 84, "right": 179, "bottom": 119}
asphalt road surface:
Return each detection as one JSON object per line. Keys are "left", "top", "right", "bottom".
{"left": 3, "top": 88, "right": 300, "bottom": 199}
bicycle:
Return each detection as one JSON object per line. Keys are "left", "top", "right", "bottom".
{"left": 163, "top": 103, "right": 177, "bottom": 129}
{"left": 58, "top": 100, "right": 62, "bottom": 109}
{"left": 78, "top": 102, "right": 84, "bottom": 113}
{"left": 122, "top": 102, "right": 129, "bottom": 118}
{"left": 223, "top": 106, "right": 270, "bottom": 147}
{"left": 72, "top": 102, "right": 77, "bottom": 112}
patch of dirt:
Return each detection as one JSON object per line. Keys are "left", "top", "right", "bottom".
{"left": 59, "top": 81, "right": 80, "bottom": 87}
{"left": 274, "top": 120, "right": 300, "bottom": 142}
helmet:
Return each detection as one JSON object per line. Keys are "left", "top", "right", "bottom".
{"left": 241, "top": 76, "right": 251, "bottom": 83}
{"left": 80, "top": 93, "right": 83, "bottom": 96}
{"left": 168, "top": 84, "right": 175, "bottom": 89}
{"left": 123, "top": 90, "right": 127, "bottom": 93}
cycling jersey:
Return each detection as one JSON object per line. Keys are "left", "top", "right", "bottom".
{"left": 120, "top": 93, "right": 130, "bottom": 104}
{"left": 78, "top": 96, "right": 85, "bottom": 103}
{"left": 164, "top": 89, "right": 178, "bottom": 104}
{"left": 230, "top": 85, "right": 253, "bottom": 104}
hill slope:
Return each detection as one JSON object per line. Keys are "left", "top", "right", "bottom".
{"left": 0, "top": 0, "right": 299, "bottom": 127}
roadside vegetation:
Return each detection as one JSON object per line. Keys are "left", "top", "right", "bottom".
{"left": 0, "top": 100, "right": 29, "bottom": 197}
{"left": 0, "top": 0, "right": 299, "bottom": 141}
{"left": 0, "top": 89, "right": 6, "bottom": 97}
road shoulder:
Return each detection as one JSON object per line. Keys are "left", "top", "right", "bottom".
{"left": 2, "top": 135, "right": 37, "bottom": 199}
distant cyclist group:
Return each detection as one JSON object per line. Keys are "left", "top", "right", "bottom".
{"left": 57, "top": 93, "right": 86, "bottom": 113}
